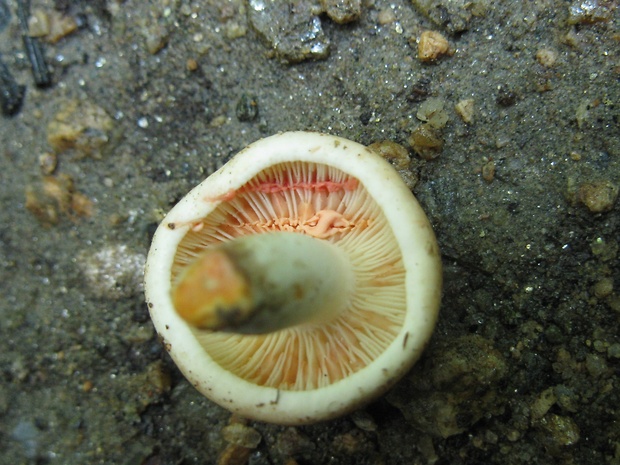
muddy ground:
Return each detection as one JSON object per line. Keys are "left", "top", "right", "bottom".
{"left": 0, "top": 0, "right": 618, "bottom": 464}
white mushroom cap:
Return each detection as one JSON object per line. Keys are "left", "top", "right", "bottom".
{"left": 144, "top": 131, "right": 442, "bottom": 424}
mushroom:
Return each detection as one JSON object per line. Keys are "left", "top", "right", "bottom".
{"left": 144, "top": 131, "right": 442, "bottom": 424}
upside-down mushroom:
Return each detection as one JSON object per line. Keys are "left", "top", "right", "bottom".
{"left": 144, "top": 131, "right": 442, "bottom": 424}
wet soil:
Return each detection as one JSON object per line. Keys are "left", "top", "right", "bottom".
{"left": 0, "top": 1, "right": 618, "bottom": 464}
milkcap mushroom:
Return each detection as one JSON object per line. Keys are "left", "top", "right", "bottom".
{"left": 144, "top": 131, "right": 442, "bottom": 424}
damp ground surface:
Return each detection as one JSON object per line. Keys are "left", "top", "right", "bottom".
{"left": 0, "top": 0, "right": 618, "bottom": 464}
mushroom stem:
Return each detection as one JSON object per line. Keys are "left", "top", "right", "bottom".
{"left": 172, "top": 232, "right": 354, "bottom": 334}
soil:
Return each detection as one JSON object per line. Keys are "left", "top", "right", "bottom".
{"left": 0, "top": 0, "right": 618, "bottom": 464}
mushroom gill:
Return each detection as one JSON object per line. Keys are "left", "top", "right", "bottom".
{"left": 170, "top": 161, "right": 406, "bottom": 391}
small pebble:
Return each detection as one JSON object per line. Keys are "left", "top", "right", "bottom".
{"left": 236, "top": 94, "right": 259, "bottom": 122}
{"left": 351, "top": 410, "right": 377, "bottom": 432}
{"left": 29, "top": 9, "right": 78, "bottom": 43}
{"left": 377, "top": 8, "right": 396, "bottom": 25}
{"left": 186, "top": 58, "right": 198, "bottom": 72}
{"left": 530, "top": 387, "right": 556, "bottom": 421}
{"left": 568, "top": 0, "right": 613, "bottom": 24}
{"left": 482, "top": 160, "right": 495, "bottom": 183}
{"left": 417, "top": 98, "right": 448, "bottom": 129}
{"left": 368, "top": 140, "right": 417, "bottom": 189}
{"left": 455, "top": 99, "right": 475, "bottom": 124}
{"left": 47, "top": 99, "right": 114, "bottom": 157}
{"left": 25, "top": 174, "right": 91, "bottom": 225}
{"left": 274, "top": 428, "right": 315, "bottom": 458}
{"left": 585, "top": 353, "right": 608, "bottom": 377}
{"left": 407, "top": 77, "right": 431, "bottom": 103}
{"left": 247, "top": 1, "right": 330, "bottom": 63}
{"left": 411, "top": 0, "right": 473, "bottom": 33}
{"left": 593, "top": 277, "right": 613, "bottom": 299}
{"left": 607, "top": 343, "right": 620, "bottom": 359}
{"left": 417, "top": 30, "right": 450, "bottom": 62}
{"left": 409, "top": 123, "right": 443, "bottom": 160}
{"left": 144, "top": 23, "right": 169, "bottom": 54}
{"left": 320, "top": 0, "right": 361, "bottom": 24}
{"left": 496, "top": 86, "right": 517, "bottom": 107}
{"left": 28, "top": 9, "right": 50, "bottom": 36}
{"left": 332, "top": 431, "right": 364, "bottom": 454}
{"left": 38, "top": 152, "right": 57, "bottom": 175}
{"left": 536, "top": 48, "right": 558, "bottom": 67}
{"left": 222, "top": 423, "right": 262, "bottom": 448}
{"left": 217, "top": 444, "right": 252, "bottom": 465}
{"left": 578, "top": 180, "right": 619, "bottom": 213}
{"left": 539, "top": 414, "right": 580, "bottom": 446}
{"left": 225, "top": 22, "right": 247, "bottom": 39}
{"left": 47, "top": 11, "right": 78, "bottom": 43}
{"left": 367, "top": 140, "right": 410, "bottom": 170}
